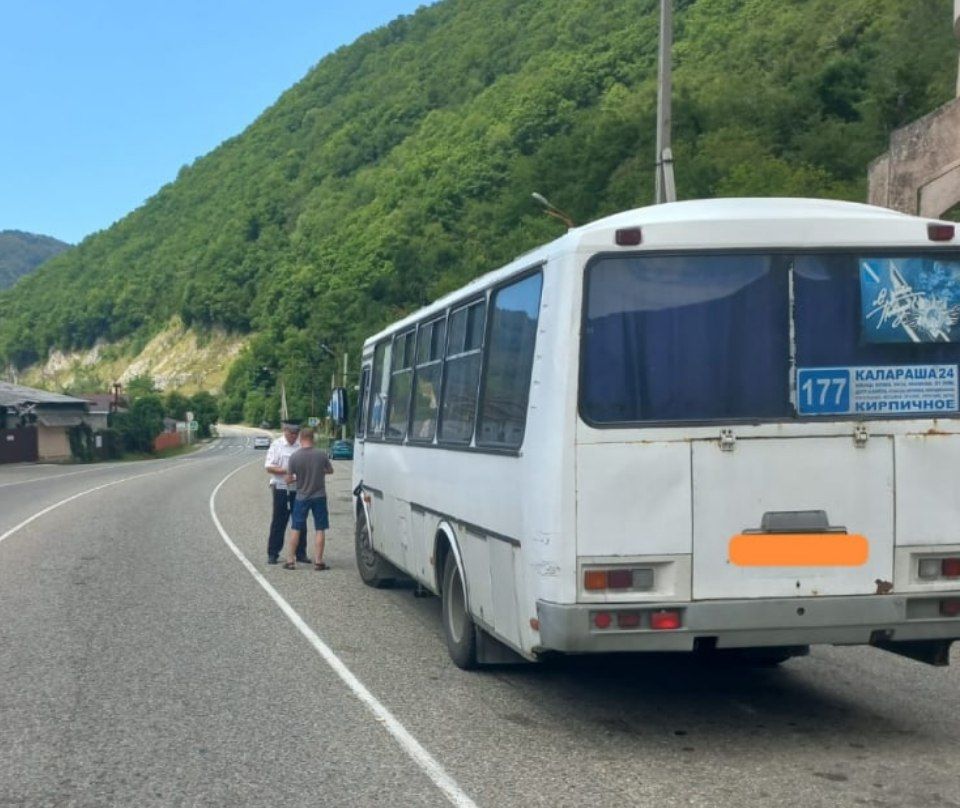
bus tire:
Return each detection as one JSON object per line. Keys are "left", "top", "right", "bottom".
{"left": 355, "top": 509, "right": 394, "bottom": 588}
{"left": 441, "top": 551, "right": 478, "bottom": 670}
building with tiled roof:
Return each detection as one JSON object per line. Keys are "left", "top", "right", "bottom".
{"left": 0, "top": 382, "right": 90, "bottom": 462}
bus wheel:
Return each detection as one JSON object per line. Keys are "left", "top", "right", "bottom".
{"left": 442, "top": 552, "right": 478, "bottom": 670}
{"left": 354, "top": 509, "right": 394, "bottom": 588}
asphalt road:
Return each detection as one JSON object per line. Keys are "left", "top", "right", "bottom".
{"left": 1, "top": 427, "right": 958, "bottom": 808}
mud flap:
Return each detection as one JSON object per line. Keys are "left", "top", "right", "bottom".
{"left": 476, "top": 628, "right": 530, "bottom": 665}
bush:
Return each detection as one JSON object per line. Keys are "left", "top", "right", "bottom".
{"left": 95, "top": 428, "right": 123, "bottom": 460}
{"left": 188, "top": 390, "right": 219, "bottom": 438}
{"left": 68, "top": 424, "right": 95, "bottom": 462}
{"left": 114, "top": 394, "right": 165, "bottom": 453}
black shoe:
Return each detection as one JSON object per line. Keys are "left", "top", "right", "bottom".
{"left": 267, "top": 556, "right": 279, "bottom": 565}
{"left": 296, "top": 557, "right": 312, "bottom": 565}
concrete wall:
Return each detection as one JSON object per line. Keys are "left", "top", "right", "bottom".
{"left": 868, "top": 99, "right": 960, "bottom": 217}
{"left": 956, "top": 0, "right": 960, "bottom": 87}
{"left": 868, "top": 5, "right": 960, "bottom": 217}
{"left": 153, "top": 432, "right": 185, "bottom": 453}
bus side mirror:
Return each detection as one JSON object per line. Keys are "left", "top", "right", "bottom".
{"left": 328, "top": 387, "right": 349, "bottom": 426}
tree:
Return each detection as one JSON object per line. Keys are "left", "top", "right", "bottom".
{"left": 0, "top": 0, "right": 954, "bottom": 426}
{"left": 164, "top": 390, "right": 191, "bottom": 421}
{"left": 124, "top": 374, "right": 158, "bottom": 402}
{"left": 114, "top": 393, "right": 165, "bottom": 453}
{"left": 188, "top": 390, "right": 220, "bottom": 438}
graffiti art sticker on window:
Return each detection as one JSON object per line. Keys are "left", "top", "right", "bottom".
{"left": 860, "top": 257, "right": 960, "bottom": 343}
{"left": 797, "top": 365, "right": 959, "bottom": 416}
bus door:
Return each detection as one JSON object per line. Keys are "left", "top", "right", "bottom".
{"left": 356, "top": 364, "right": 371, "bottom": 466}
{"left": 690, "top": 433, "right": 895, "bottom": 600}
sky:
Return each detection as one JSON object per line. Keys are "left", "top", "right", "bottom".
{"left": 0, "top": 1, "right": 429, "bottom": 245}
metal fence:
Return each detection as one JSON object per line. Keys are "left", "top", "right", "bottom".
{"left": 0, "top": 426, "right": 39, "bottom": 463}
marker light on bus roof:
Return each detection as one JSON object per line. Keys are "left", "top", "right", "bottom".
{"left": 615, "top": 227, "right": 642, "bottom": 246}
{"left": 927, "top": 223, "right": 955, "bottom": 241}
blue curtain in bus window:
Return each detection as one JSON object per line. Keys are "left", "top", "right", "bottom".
{"left": 582, "top": 255, "right": 790, "bottom": 423}
{"left": 794, "top": 254, "right": 960, "bottom": 367}
{"left": 859, "top": 257, "right": 960, "bottom": 343}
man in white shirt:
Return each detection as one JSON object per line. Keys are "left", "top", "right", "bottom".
{"left": 264, "top": 420, "right": 308, "bottom": 564}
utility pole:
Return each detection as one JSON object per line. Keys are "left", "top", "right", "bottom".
{"left": 655, "top": 0, "right": 677, "bottom": 204}
{"left": 342, "top": 352, "right": 349, "bottom": 440}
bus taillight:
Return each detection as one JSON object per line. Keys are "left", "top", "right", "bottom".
{"left": 617, "top": 612, "right": 641, "bottom": 629}
{"left": 594, "top": 612, "right": 613, "bottom": 629}
{"left": 650, "top": 610, "right": 682, "bottom": 631}
{"left": 917, "top": 557, "right": 960, "bottom": 580}
{"left": 607, "top": 570, "right": 633, "bottom": 589}
{"left": 583, "top": 567, "right": 655, "bottom": 592}
{"left": 585, "top": 571, "right": 608, "bottom": 591}
{"left": 940, "top": 599, "right": 960, "bottom": 617}
{"left": 592, "top": 609, "right": 682, "bottom": 631}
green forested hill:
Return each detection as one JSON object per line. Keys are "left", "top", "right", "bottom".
{"left": 0, "top": 231, "right": 70, "bottom": 290}
{"left": 0, "top": 0, "right": 955, "bottom": 421}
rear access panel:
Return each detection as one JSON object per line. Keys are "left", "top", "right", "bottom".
{"left": 692, "top": 436, "right": 894, "bottom": 600}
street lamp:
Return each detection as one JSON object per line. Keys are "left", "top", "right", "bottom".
{"left": 531, "top": 192, "right": 575, "bottom": 228}
{"left": 318, "top": 343, "right": 336, "bottom": 360}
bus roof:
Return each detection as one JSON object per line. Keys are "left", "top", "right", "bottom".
{"left": 363, "top": 197, "right": 952, "bottom": 348}
{"left": 583, "top": 196, "right": 908, "bottom": 230}
{"left": 574, "top": 197, "right": 942, "bottom": 251}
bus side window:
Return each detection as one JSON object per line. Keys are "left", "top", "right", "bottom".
{"left": 356, "top": 365, "right": 371, "bottom": 438}
{"left": 410, "top": 316, "right": 446, "bottom": 442}
{"left": 386, "top": 330, "right": 416, "bottom": 440}
{"left": 367, "top": 340, "right": 392, "bottom": 439}
{"left": 477, "top": 271, "right": 543, "bottom": 449}
{"left": 439, "top": 299, "right": 486, "bottom": 444}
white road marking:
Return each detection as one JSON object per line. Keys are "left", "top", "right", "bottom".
{"left": 0, "top": 464, "right": 119, "bottom": 489}
{"left": 0, "top": 452, "right": 235, "bottom": 547}
{"left": 209, "top": 463, "right": 479, "bottom": 808}
{"left": 0, "top": 470, "right": 157, "bottom": 546}
{"left": 0, "top": 439, "right": 230, "bottom": 489}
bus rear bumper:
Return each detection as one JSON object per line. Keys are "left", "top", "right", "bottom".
{"left": 536, "top": 594, "right": 960, "bottom": 654}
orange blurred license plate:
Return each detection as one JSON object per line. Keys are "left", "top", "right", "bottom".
{"left": 728, "top": 533, "right": 869, "bottom": 567}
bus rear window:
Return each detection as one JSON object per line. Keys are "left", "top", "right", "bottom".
{"left": 795, "top": 254, "right": 960, "bottom": 365}
{"left": 582, "top": 251, "right": 960, "bottom": 426}
{"left": 582, "top": 254, "right": 791, "bottom": 423}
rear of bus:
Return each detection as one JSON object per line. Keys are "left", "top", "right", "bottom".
{"left": 536, "top": 199, "right": 960, "bottom": 666}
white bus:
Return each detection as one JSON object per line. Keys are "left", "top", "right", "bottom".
{"left": 350, "top": 198, "right": 960, "bottom": 669}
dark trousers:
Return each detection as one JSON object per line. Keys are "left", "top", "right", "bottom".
{"left": 267, "top": 487, "right": 306, "bottom": 559}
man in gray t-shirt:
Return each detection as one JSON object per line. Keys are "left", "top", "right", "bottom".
{"left": 282, "top": 428, "right": 334, "bottom": 569}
